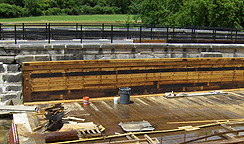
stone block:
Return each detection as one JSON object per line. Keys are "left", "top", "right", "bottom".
{"left": 44, "top": 44, "right": 52, "bottom": 49}
{"left": 52, "top": 44, "right": 66, "bottom": 49}
{"left": 0, "top": 63, "right": 4, "bottom": 73}
{"left": 3, "top": 45, "right": 21, "bottom": 55}
{"left": 116, "top": 54, "right": 134, "bottom": 59}
{"left": 0, "top": 47, "right": 7, "bottom": 55}
{"left": 46, "top": 49, "right": 64, "bottom": 55}
{"left": 34, "top": 55, "right": 50, "bottom": 61}
{"left": 5, "top": 86, "right": 22, "bottom": 91}
{"left": 51, "top": 54, "right": 83, "bottom": 61}
{"left": 83, "top": 55, "right": 95, "bottom": 60}
{"left": 1, "top": 94, "right": 18, "bottom": 102}
{"left": 0, "top": 87, "right": 3, "bottom": 94}
{"left": 15, "top": 55, "right": 35, "bottom": 64}
{"left": 64, "top": 49, "right": 83, "bottom": 55}
{"left": 2, "top": 73, "right": 22, "bottom": 83}
{"left": 19, "top": 45, "right": 44, "bottom": 50}
{"left": 83, "top": 44, "right": 100, "bottom": 49}
{"left": 7, "top": 64, "right": 20, "bottom": 73}
{"left": 0, "top": 56, "right": 16, "bottom": 64}
{"left": 66, "top": 44, "right": 83, "bottom": 49}
{"left": 134, "top": 43, "right": 153, "bottom": 49}
{"left": 135, "top": 53, "right": 154, "bottom": 59}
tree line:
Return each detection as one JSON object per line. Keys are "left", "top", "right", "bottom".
{"left": 1, "top": 0, "right": 244, "bottom": 28}
{"left": 0, "top": 0, "right": 136, "bottom": 18}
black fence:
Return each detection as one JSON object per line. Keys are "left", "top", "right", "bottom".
{"left": 0, "top": 23, "right": 244, "bottom": 44}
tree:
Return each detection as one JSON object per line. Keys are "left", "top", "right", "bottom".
{"left": 0, "top": 3, "right": 27, "bottom": 18}
{"left": 172, "top": 0, "right": 211, "bottom": 26}
{"left": 136, "top": 0, "right": 244, "bottom": 28}
{"left": 138, "top": 0, "right": 169, "bottom": 25}
{"left": 23, "top": 0, "right": 43, "bottom": 16}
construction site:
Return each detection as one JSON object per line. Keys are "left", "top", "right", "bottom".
{"left": 2, "top": 57, "right": 244, "bottom": 144}
{"left": 1, "top": 24, "right": 244, "bottom": 143}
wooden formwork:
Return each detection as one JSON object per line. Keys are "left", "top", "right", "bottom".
{"left": 22, "top": 58, "right": 244, "bottom": 102}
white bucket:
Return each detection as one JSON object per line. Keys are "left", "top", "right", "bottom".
{"left": 114, "top": 97, "right": 119, "bottom": 104}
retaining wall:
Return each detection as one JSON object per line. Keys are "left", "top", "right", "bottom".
{"left": 1, "top": 43, "right": 244, "bottom": 103}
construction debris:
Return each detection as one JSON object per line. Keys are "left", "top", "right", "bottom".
{"left": 45, "top": 124, "right": 105, "bottom": 143}
{"left": 119, "top": 121, "right": 155, "bottom": 132}
{"left": 165, "top": 90, "right": 228, "bottom": 98}
{"left": 63, "top": 116, "right": 85, "bottom": 122}
{"left": 0, "top": 105, "right": 38, "bottom": 113}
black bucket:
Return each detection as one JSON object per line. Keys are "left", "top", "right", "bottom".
{"left": 119, "top": 87, "right": 131, "bottom": 104}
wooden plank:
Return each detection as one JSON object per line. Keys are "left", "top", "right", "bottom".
{"left": 23, "top": 58, "right": 244, "bottom": 102}
{"left": 0, "top": 105, "right": 37, "bottom": 112}
{"left": 22, "top": 58, "right": 244, "bottom": 71}
{"left": 144, "top": 134, "right": 157, "bottom": 144}
{"left": 23, "top": 71, "right": 32, "bottom": 102}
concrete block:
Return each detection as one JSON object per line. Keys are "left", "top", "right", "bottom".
{"left": 5, "top": 86, "right": 22, "bottom": 91}
{"left": 7, "top": 64, "right": 19, "bottom": 73}
{"left": 0, "top": 56, "right": 15, "bottom": 64}
{"left": 15, "top": 55, "right": 35, "bottom": 64}
{"left": 2, "top": 73, "right": 22, "bottom": 83}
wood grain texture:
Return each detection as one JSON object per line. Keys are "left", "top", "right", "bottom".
{"left": 23, "top": 58, "right": 244, "bottom": 102}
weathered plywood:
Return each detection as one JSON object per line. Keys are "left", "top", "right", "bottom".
{"left": 23, "top": 58, "right": 244, "bottom": 102}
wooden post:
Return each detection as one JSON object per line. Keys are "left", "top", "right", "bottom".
{"left": 23, "top": 71, "right": 32, "bottom": 102}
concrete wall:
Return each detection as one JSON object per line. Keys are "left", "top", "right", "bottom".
{"left": 1, "top": 43, "right": 244, "bottom": 104}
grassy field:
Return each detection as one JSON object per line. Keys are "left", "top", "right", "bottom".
{"left": 0, "top": 15, "right": 131, "bottom": 24}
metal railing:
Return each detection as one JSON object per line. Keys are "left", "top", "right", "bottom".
{"left": 0, "top": 23, "right": 244, "bottom": 44}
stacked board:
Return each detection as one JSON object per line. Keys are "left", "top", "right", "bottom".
{"left": 22, "top": 58, "right": 244, "bottom": 102}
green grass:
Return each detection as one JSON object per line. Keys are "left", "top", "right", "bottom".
{"left": 0, "top": 14, "right": 131, "bottom": 24}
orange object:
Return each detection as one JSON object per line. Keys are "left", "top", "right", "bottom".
{"left": 83, "top": 97, "right": 89, "bottom": 105}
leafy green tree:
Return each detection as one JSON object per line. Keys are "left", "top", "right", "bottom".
{"left": 0, "top": 0, "right": 24, "bottom": 7}
{"left": 138, "top": 0, "right": 169, "bottom": 25}
{"left": 209, "top": 0, "right": 239, "bottom": 27}
{"left": 136, "top": 0, "right": 244, "bottom": 28}
{"left": 234, "top": 0, "right": 244, "bottom": 28}
{"left": 0, "top": 3, "right": 27, "bottom": 18}
{"left": 172, "top": 0, "right": 210, "bottom": 26}
{"left": 23, "top": 0, "right": 43, "bottom": 16}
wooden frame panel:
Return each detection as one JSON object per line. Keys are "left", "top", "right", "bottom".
{"left": 23, "top": 58, "right": 244, "bottom": 102}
